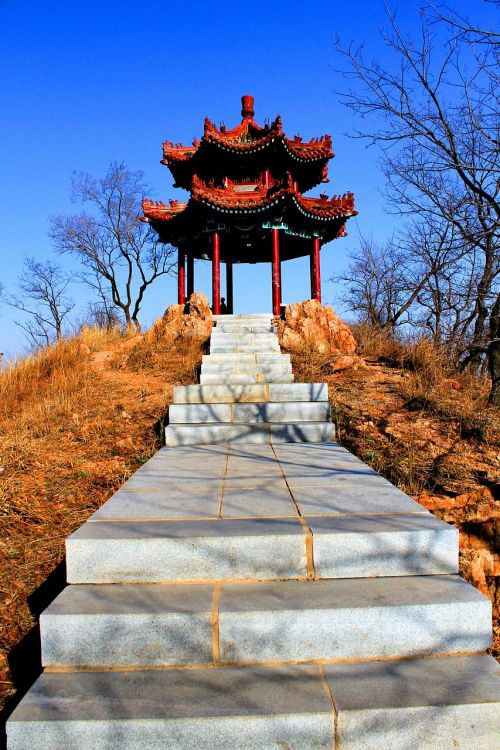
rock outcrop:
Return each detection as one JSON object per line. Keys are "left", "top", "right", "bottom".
{"left": 151, "top": 293, "right": 213, "bottom": 344}
{"left": 277, "top": 300, "right": 362, "bottom": 370}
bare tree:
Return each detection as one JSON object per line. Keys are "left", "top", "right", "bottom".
{"left": 8, "top": 258, "right": 74, "bottom": 347}
{"left": 337, "top": 219, "right": 473, "bottom": 339}
{"left": 336, "top": 237, "right": 409, "bottom": 329}
{"left": 49, "top": 162, "right": 177, "bottom": 332}
{"left": 335, "top": 2, "right": 500, "bottom": 402}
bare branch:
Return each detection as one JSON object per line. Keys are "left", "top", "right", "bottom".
{"left": 7, "top": 258, "right": 74, "bottom": 347}
{"left": 50, "top": 162, "right": 177, "bottom": 331}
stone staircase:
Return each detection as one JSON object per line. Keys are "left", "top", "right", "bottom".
{"left": 165, "top": 314, "right": 335, "bottom": 446}
{"left": 7, "top": 314, "right": 500, "bottom": 749}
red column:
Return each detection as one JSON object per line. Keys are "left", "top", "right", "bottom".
{"left": 226, "top": 261, "right": 234, "bottom": 314}
{"left": 177, "top": 248, "right": 186, "bottom": 305}
{"left": 212, "top": 232, "right": 221, "bottom": 314}
{"left": 311, "top": 237, "right": 321, "bottom": 303}
{"left": 186, "top": 252, "right": 194, "bottom": 299}
{"left": 271, "top": 228, "right": 281, "bottom": 317}
{"left": 279, "top": 255, "right": 282, "bottom": 305}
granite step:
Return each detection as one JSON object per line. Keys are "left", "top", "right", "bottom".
{"left": 209, "top": 344, "right": 282, "bottom": 353}
{"left": 40, "top": 574, "right": 490, "bottom": 668}
{"left": 202, "top": 352, "right": 290, "bottom": 363}
{"left": 216, "top": 574, "right": 491, "bottom": 664}
{"left": 324, "top": 654, "right": 500, "bottom": 750}
{"left": 66, "top": 511, "right": 456, "bottom": 584}
{"left": 212, "top": 314, "right": 273, "bottom": 321}
{"left": 65, "top": 517, "right": 308, "bottom": 583}
{"left": 214, "top": 325, "right": 275, "bottom": 334}
{"left": 7, "top": 656, "right": 500, "bottom": 750}
{"left": 199, "top": 372, "right": 294, "bottom": 384}
{"left": 6, "top": 664, "right": 335, "bottom": 750}
{"left": 211, "top": 331, "right": 278, "bottom": 340}
{"left": 168, "top": 401, "right": 331, "bottom": 424}
{"left": 163, "top": 421, "right": 334, "bottom": 446}
{"left": 173, "top": 382, "right": 327, "bottom": 403}
{"left": 201, "top": 362, "right": 292, "bottom": 375}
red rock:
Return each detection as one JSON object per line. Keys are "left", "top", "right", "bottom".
{"left": 277, "top": 300, "right": 363, "bottom": 370}
{"left": 150, "top": 293, "right": 213, "bottom": 343}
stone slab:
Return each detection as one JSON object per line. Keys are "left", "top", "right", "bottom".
{"left": 90, "top": 487, "right": 220, "bottom": 520}
{"left": 227, "top": 444, "right": 276, "bottom": 458}
{"left": 308, "top": 513, "right": 458, "bottom": 577}
{"left": 211, "top": 332, "right": 279, "bottom": 342}
{"left": 174, "top": 384, "right": 269, "bottom": 403}
{"left": 285, "top": 471, "right": 398, "bottom": 490}
{"left": 66, "top": 517, "right": 307, "bottom": 583}
{"left": 202, "top": 353, "right": 289, "bottom": 364}
{"left": 269, "top": 382, "right": 328, "bottom": 402}
{"left": 324, "top": 655, "right": 500, "bottom": 750}
{"left": 169, "top": 403, "right": 233, "bottom": 424}
{"left": 199, "top": 373, "right": 294, "bottom": 384}
{"left": 273, "top": 441, "right": 348, "bottom": 457}
{"left": 220, "top": 483, "right": 297, "bottom": 517}
{"left": 164, "top": 422, "right": 335, "bottom": 446}
{"left": 41, "top": 583, "right": 214, "bottom": 667}
{"left": 7, "top": 665, "right": 334, "bottom": 750}
{"left": 214, "top": 325, "right": 274, "bottom": 333}
{"left": 168, "top": 402, "right": 329, "bottom": 424}
{"left": 225, "top": 456, "right": 283, "bottom": 477}
{"left": 164, "top": 423, "right": 273, "bottom": 446}
{"left": 137, "top": 453, "right": 226, "bottom": 475}
{"left": 213, "top": 313, "right": 273, "bottom": 319}
{"left": 270, "top": 422, "right": 335, "bottom": 443}
{"left": 290, "top": 483, "right": 427, "bottom": 517}
{"left": 218, "top": 575, "right": 491, "bottom": 663}
{"left": 201, "top": 362, "right": 292, "bottom": 374}
{"left": 155, "top": 445, "right": 229, "bottom": 459}
{"left": 209, "top": 345, "right": 281, "bottom": 354}
{"left": 121, "top": 472, "right": 223, "bottom": 490}
{"left": 232, "top": 402, "right": 330, "bottom": 423}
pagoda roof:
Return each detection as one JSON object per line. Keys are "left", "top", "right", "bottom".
{"left": 142, "top": 174, "right": 356, "bottom": 262}
{"left": 161, "top": 95, "right": 333, "bottom": 190}
{"left": 163, "top": 117, "right": 332, "bottom": 163}
{"left": 144, "top": 174, "right": 355, "bottom": 223}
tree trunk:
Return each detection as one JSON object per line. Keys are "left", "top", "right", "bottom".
{"left": 488, "top": 293, "right": 500, "bottom": 406}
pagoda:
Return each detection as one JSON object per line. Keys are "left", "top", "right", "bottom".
{"left": 143, "top": 95, "right": 357, "bottom": 316}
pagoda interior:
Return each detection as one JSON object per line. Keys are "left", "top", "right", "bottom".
{"left": 143, "top": 95, "right": 357, "bottom": 315}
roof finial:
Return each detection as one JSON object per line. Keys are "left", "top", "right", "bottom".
{"left": 241, "top": 94, "right": 254, "bottom": 119}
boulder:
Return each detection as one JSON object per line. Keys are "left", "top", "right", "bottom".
{"left": 150, "top": 293, "right": 213, "bottom": 344}
{"left": 277, "top": 300, "right": 362, "bottom": 368}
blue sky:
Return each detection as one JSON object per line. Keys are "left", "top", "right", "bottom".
{"left": 0, "top": 0, "right": 494, "bottom": 357}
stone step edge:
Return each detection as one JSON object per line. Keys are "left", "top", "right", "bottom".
{"left": 7, "top": 655, "right": 500, "bottom": 750}
{"left": 39, "top": 575, "right": 491, "bottom": 668}
{"left": 172, "top": 383, "right": 327, "bottom": 404}
{"left": 163, "top": 422, "right": 335, "bottom": 446}
{"left": 64, "top": 512, "right": 457, "bottom": 583}
{"left": 198, "top": 374, "right": 295, "bottom": 384}
{"left": 168, "top": 402, "right": 331, "bottom": 424}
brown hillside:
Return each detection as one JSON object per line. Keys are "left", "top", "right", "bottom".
{"left": 0, "top": 327, "right": 203, "bottom": 715}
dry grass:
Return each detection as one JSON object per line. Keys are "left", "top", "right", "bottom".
{"left": 76, "top": 323, "right": 126, "bottom": 351}
{"left": 352, "top": 324, "right": 494, "bottom": 441}
{"left": 120, "top": 330, "right": 205, "bottom": 383}
{"left": 0, "top": 328, "right": 202, "bottom": 714}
